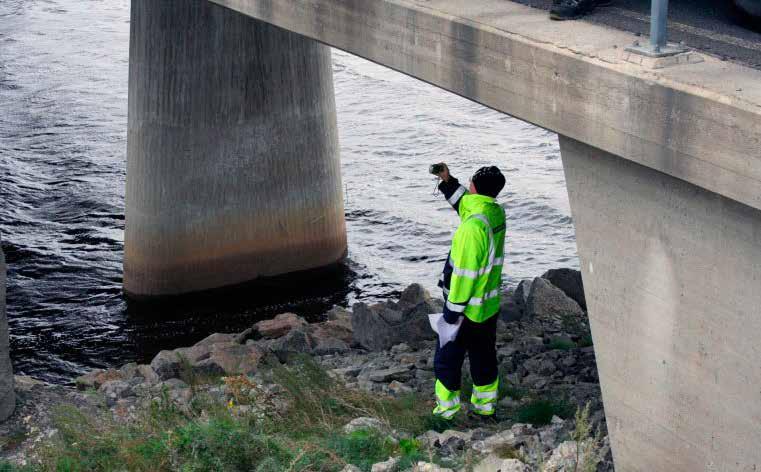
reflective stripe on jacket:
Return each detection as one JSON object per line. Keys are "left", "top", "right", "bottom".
{"left": 438, "top": 178, "right": 506, "bottom": 323}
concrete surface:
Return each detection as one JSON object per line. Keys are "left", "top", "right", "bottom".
{"left": 509, "top": 0, "right": 761, "bottom": 69}
{"left": 561, "top": 135, "right": 761, "bottom": 471}
{"left": 212, "top": 0, "right": 761, "bottom": 215}
{"left": 0, "top": 234, "right": 15, "bottom": 421}
{"left": 125, "top": 0, "right": 346, "bottom": 296}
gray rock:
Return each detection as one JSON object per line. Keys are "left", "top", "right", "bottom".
{"left": 541, "top": 268, "right": 586, "bottom": 310}
{"left": 352, "top": 284, "right": 439, "bottom": 351}
{"left": 543, "top": 441, "right": 583, "bottom": 471}
{"left": 0, "top": 239, "right": 14, "bottom": 421}
{"left": 371, "top": 457, "right": 399, "bottom": 472}
{"left": 502, "top": 279, "right": 531, "bottom": 322}
{"left": 526, "top": 278, "right": 585, "bottom": 322}
{"left": 194, "top": 332, "right": 239, "bottom": 346}
{"left": 343, "top": 416, "right": 385, "bottom": 434}
{"left": 340, "top": 466, "right": 362, "bottom": 472}
{"left": 136, "top": 364, "right": 160, "bottom": 385}
{"left": 119, "top": 363, "right": 140, "bottom": 380}
{"left": 524, "top": 358, "right": 557, "bottom": 376}
{"left": 474, "top": 456, "right": 530, "bottom": 472}
{"left": 363, "top": 366, "right": 413, "bottom": 383}
{"left": 326, "top": 306, "right": 353, "bottom": 327}
{"left": 387, "top": 380, "right": 414, "bottom": 396}
{"left": 255, "top": 313, "right": 307, "bottom": 339}
{"left": 75, "top": 369, "right": 124, "bottom": 390}
{"left": 150, "top": 350, "right": 183, "bottom": 381}
{"left": 195, "top": 343, "right": 264, "bottom": 376}
{"left": 100, "top": 380, "right": 134, "bottom": 406}
{"left": 414, "top": 462, "right": 454, "bottom": 472}
{"left": 268, "top": 328, "right": 314, "bottom": 361}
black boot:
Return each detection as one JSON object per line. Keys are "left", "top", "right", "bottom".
{"left": 550, "top": 0, "right": 609, "bottom": 21}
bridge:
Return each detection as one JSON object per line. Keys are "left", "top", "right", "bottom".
{"left": 2, "top": 0, "right": 761, "bottom": 469}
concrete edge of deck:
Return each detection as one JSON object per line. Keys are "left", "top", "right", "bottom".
{"left": 211, "top": 0, "right": 761, "bottom": 212}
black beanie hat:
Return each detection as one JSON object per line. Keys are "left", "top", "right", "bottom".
{"left": 472, "top": 166, "right": 505, "bottom": 198}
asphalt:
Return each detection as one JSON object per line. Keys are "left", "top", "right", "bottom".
{"left": 507, "top": 0, "right": 761, "bottom": 69}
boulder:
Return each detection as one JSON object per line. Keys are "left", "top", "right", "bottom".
{"left": 99, "top": 380, "right": 134, "bottom": 406}
{"left": 254, "top": 313, "right": 307, "bottom": 339}
{"left": 525, "top": 278, "right": 584, "bottom": 322}
{"left": 0, "top": 240, "right": 14, "bottom": 421}
{"left": 501, "top": 279, "right": 531, "bottom": 322}
{"left": 268, "top": 327, "right": 314, "bottom": 361}
{"left": 475, "top": 456, "right": 530, "bottom": 472}
{"left": 414, "top": 462, "right": 454, "bottom": 472}
{"left": 542, "top": 440, "right": 586, "bottom": 471}
{"left": 75, "top": 368, "right": 124, "bottom": 390}
{"left": 371, "top": 457, "right": 399, "bottom": 472}
{"left": 326, "top": 306, "right": 352, "bottom": 329}
{"left": 541, "top": 268, "right": 586, "bottom": 310}
{"left": 194, "top": 332, "right": 239, "bottom": 346}
{"left": 150, "top": 350, "right": 183, "bottom": 381}
{"left": 196, "top": 344, "right": 264, "bottom": 376}
{"left": 343, "top": 416, "right": 386, "bottom": 434}
{"left": 363, "top": 366, "right": 414, "bottom": 383}
{"left": 352, "top": 284, "right": 440, "bottom": 351}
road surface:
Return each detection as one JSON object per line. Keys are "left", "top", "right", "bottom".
{"left": 508, "top": 0, "right": 761, "bottom": 69}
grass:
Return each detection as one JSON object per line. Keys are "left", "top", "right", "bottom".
{"left": 5, "top": 357, "right": 438, "bottom": 472}
{"left": 511, "top": 398, "right": 574, "bottom": 426}
{"left": 547, "top": 337, "right": 577, "bottom": 351}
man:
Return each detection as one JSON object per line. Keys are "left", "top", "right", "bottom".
{"left": 550, "top": 0, "right": 611, "bottom": 21}
{"left": 432, "top": 164, "right": 506, "bottom": 420}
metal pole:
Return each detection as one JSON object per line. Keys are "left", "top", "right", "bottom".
{"left": 650, "top": 0, "right": 669, "bottom": 53}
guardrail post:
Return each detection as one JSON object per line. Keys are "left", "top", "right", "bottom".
{"left": 626, "top": 0, "right": 685, "bottom": 57}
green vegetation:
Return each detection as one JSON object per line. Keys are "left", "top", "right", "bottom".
{"left": 3, "top": 358, "right": 437, "bottom": 472}
{"left": 547, "top": 337, "right": 577, "bottom": 351}
{"left": 511, "top": 398, "right": 574, "bottom": 426}
{"left": 569, "top": 402, "right": 605, "bottom": 472}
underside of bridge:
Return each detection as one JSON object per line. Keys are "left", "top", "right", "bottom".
{"left": 123, "top": 0, "right": 761, "bottom": 469}
{"left": 124, "top": 0, "right": 347, "bottom": 297}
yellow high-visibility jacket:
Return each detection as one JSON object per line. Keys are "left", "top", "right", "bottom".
{"left": 438, "top": 180, "right": 506, "bottom": 323}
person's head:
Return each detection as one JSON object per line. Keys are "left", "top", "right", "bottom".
{"left": 469, "top": 166, "right": 505, "bottom": 198}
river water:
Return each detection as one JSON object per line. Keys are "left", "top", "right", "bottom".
{"left": 0, "top": 0, "right": 577, "bottom": 383}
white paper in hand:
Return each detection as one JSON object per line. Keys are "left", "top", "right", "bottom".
{"left": 428, "top": 313, "right": 463, "bottom": 348}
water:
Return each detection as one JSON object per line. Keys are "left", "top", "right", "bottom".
{"left": 0, "top": 0, "right": 577, "bottom": 383}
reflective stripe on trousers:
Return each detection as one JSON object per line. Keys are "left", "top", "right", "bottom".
{"left": 470, "top": 377, "right": 499, "bottom": 416}
{"left": 433, "top": 379, "right": 461, "bottom": 419}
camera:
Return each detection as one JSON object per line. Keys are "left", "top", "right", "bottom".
{"left": 429, "top": 163, "right": 446, "bottom": 175}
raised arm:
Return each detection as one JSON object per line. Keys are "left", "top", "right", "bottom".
{"left": 434, "top": 164, "right": 468, "bottom": 213}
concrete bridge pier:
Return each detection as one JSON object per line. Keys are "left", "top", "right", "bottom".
{"left": 125, "top": 0, "right": 346, "bottom": 297}
{"left": 0, "top": 235, "right": 14, "bottom": 421}
{"left": 560, "top": 136, "right": 761, "bottom": 471}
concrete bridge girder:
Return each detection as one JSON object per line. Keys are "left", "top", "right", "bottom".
{"left": 125, "top": 0, "right": 346, "bottom": 297}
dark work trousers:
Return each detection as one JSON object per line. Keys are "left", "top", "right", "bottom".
{"left": 434, "top": 314, "right": 499, "bottom": 392}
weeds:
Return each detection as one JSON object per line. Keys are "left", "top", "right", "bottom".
{"left": 22, "top": 357, "right": 437, "bottom": 472}
{"left": 570, "top": 402, "right": 605, "bottom": 472}
{"left": 512, "top": 398, "right": 573, "bottom": 426}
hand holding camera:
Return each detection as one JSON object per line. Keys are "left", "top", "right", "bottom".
{"left": 429, "top": 162, "right": 450, "bottom": 182}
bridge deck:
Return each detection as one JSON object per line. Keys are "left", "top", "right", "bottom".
{"left": 212, "top": 0, "right": 761, "bottom": 212}
{"left": 510, "top": 0, "right": 761, "bottom": 70}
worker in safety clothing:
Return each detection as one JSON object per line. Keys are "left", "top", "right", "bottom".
{"left": 431, "top": 163, "right": 506, "bottom": 420}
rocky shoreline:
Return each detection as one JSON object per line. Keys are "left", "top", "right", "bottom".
{"left": 0, "top": 269, "right": 614, "bottom": 471}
